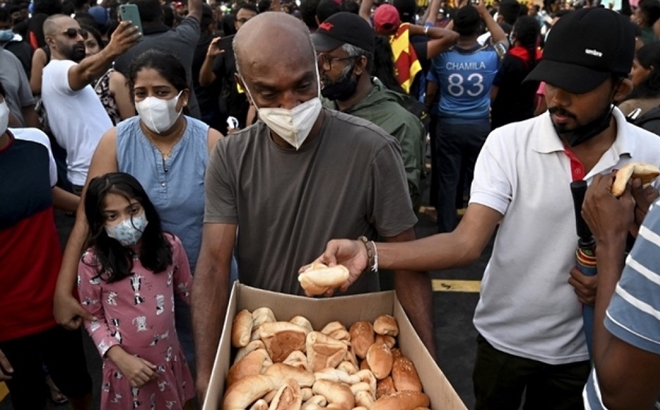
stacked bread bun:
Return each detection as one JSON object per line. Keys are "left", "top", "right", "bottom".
{"left": 223, "top": 309, "right": 430, "bottom": 410}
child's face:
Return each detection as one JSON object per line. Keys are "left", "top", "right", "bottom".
{"left": 102, "top": 193, "right": 144, "bottom": 227}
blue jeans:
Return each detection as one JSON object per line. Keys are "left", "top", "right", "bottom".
{"left": 435, "top": 118, "right": 490, "bottom": 233}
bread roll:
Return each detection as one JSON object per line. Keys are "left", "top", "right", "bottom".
{"left": 232, "top": 309, "right": 254, "bottom": 348}
{"left": 375, "top": 335, "right": 396, "bottom": 350}
{"left": 355, "top": 369, "right": 377, "bottom": 397}
{"left": 227, "top": 349, "right": 271, "bottom": 387}
{"left": 301, "top": 387, "right": 313, "bottom": 402}
{"left": 612, "top": 162, "right": 660, "bottom": 197}
{"left": 337, "top": 361, "right": 359, "bottom": 375}
{"left": 235, "top": 340, "right": 267, "bottom": 364}
{"left": 321, "top": 321, "right": 346, "bottom": 335}
{"left": 350, "top": 382, "right": 372, "bottom": 396}
{"left": 222, "top": 374, "right": 275, "bottom": 410}
{"left": 328, "top": 329, "right": 351, "bottom": 341}
{"left": 253, "top": 307, "right": 277, "bottom": 328}
{"left": 264, "top": 363, "right": 316, "bottom": 388}
{"left": 312, "top": 380, "right": 355, "bottom": 410}
{"left": 306, "top": 331, "right": 348, "bottom": 372}
{"left": 366, "top": 343, "right": 393, "bottom": 380}
{"left": 314, "top": 368, "right": 360, "bottom": 384}
{"left": 299, "top": 263, "right": 350, "bottom": 296}
{"left": 390, "top": 348, "right": 402, "bottom": 361}
{"left": 376, "top": 377, "right": 396, "bottom": 399}
{"left": 290, "top": 316, "right": 314, "bottom": 334}
{"left": 360, "top": 359, "right": 371, "bottom": 371}
{"left": 301, "top": 396, "right": 327, "bottom": 410}
{"left": 350, "top": 321, "right": 375, "bottom": 359}
{"left": 373, "top": 315, "right": 398, "bottom": 337}
{"left": 391, "top": 357, "right": 422, "bottom": 392}
{"left": 371, "top": 391, "right": 430, "bottom": 410}
{"left": 283, "top": 350, "right": 311, "bottom": 372}
{"left": 260, "top": 322, "right": 308, "bottom": 363}
{"left": 250, "top": 399, "right": 269, "bottom": 410}
{"left": 356, "top": 390, "right": 375, "bottom": 409}
{"left": 345, "top": 347, "right": 359, "bottom": 368}
{"left": 268, "top": 379, "right": 302, "bottom": 410}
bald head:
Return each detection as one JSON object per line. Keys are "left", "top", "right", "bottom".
{"left": 43, "top": 14, "right": 77, "bottom": 37}
{"left": 234, "top": 12, "right": 315, "bottom": 77}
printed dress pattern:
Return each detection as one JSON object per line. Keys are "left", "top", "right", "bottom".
{"left": 78, "top": 235, "right": 194, "bottom": 409}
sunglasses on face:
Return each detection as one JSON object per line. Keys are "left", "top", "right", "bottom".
{"left": 62, "top": 28, "right": 88, "bottom": 39}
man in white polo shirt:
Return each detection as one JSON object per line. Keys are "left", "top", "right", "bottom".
{"left": 41, "top": 15, "right": 139, "bottom": 192}
{"left": 313, "top": 8, "right": 660, "bottom": 410}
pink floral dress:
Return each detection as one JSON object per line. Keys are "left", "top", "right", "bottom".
{"left": 78, "top": 235, "right": 194, "bottom": 410}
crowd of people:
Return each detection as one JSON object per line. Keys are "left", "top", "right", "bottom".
{"left": 2, "top": 0, "right": 660, "bottom": 408}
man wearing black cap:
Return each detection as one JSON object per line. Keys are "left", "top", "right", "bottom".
{"left": 312, "top": 8, "right": 660, "bottom": 409}
{"left": 312, "top": 12, "right": 426, "bottom": 210}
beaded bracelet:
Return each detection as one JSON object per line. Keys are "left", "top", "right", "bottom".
{"left": 358, "top": 236, "right": 378, "bottom": 272}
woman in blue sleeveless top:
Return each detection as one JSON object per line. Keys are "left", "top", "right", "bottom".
{"left": 54, "top": 50, "right": 233, "bottom": 369}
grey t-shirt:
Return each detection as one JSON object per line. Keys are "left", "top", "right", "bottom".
{"left": 113, "top": 17, "right": 201, "bottom": 119}
{"left": 0, "top": 48, "right": 35, "bottom": 126}
{"left": 205, "top": 109, "right": 417, "bottom": 296}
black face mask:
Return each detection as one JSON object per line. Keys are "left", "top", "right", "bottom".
{"left": 321, "top": 63, "right": 359, "bottom": 101}
{"left": 550, "top": 84, "right": 619, "bottom": 147}
{"left": 551, "top": 103, "right": 614, "bottom": 147}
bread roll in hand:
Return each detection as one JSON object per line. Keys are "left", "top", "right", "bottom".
{"left": 611, "top": 162, "right": 660, "bottom": 197}
{"left": 298, "top": 262, "right": 350, "bottom": 296}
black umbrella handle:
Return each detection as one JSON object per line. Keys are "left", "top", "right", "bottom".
{"left": 570, "top": 180, "right": 593, "bottom": 242}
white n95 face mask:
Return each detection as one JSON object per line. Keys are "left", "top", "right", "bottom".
{"left": 241, "top": 62, "right": 322, "bottom": 150}
{"left": 135, "top": 91, "right": 183, "bottom": 134}
{"left": 0, "top": 101, "right": 9, "bottom": 135}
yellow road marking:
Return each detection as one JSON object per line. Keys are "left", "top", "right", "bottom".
{"left": 0, "top": 382, "right": 8, "bottom": 402}
{"left": 433, "top": 279, "right": 481, "bottom": 293}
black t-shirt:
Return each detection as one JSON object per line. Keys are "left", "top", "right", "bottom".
{"left": 4, "top": 40, "right": 33, "bottom": 77}
{"left": 409, "top": 37, "right": 428, "bottom": 99}
{"left": 192, "top": 32, "right": 221, "bottom": 123}
{"left": 211, "top": 45, "right": 249, "bottom": 133}
{"left": 490, "top": 52, "right": 539, "bottom": 130}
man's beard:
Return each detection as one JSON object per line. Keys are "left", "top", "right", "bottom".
{"left": 549, "top": 103, "right": 614, "bottom": 147}
{"left": 64, "top": 43, "right": 86, "bottom": 63}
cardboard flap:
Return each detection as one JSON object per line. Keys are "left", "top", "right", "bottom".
{"left": 394, "top": 297, "right": 467, "bottom": 410}
{"left": 203, "top": 281, "right": 239, "bottom": 410}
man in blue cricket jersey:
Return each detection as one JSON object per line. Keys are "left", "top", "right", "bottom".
{"left": 426, "top": 0, "right": 508, "bottom": 232}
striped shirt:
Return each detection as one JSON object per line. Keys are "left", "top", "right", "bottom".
{"left": 584, "top": 200, "right": 660, "bottom": 409}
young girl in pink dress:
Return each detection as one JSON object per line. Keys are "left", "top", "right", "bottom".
{"left": 77, "top": 172, "right": 194, "bottom": 409}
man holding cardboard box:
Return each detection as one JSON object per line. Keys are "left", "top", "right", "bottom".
{"left": 191, "top": 11, "right": 435, "bottom": 402}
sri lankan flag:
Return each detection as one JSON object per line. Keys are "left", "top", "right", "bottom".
{"left": 390, "top": 23, "right": 422, "bottom": 94}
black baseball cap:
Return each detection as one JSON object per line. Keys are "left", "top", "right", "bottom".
{"left": 524, "top": 8, "right": 635, "bottom": 94}
{"left": 311, "top": 12, "right": 375, "bottom": 54}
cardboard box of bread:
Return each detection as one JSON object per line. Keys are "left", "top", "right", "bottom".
{"left": 202, "top": 282, "right": 467, "bottom": 410}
